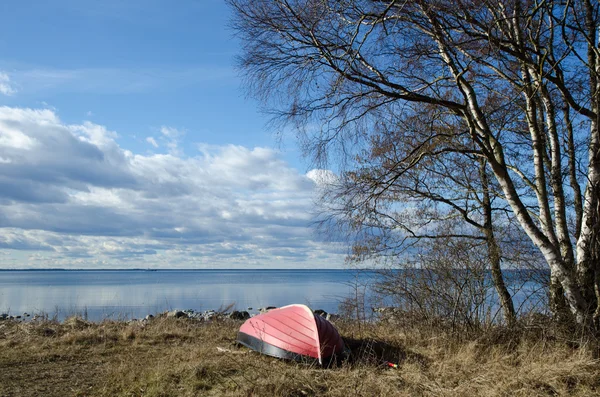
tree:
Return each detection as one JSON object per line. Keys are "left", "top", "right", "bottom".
{"left": 229, "top": 0, "right": 600, "bottom": 328}
{"left": 317, "top": 109, "right": 519, "bottom": 325}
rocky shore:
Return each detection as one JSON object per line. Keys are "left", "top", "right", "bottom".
{"left": 149, "top": 306, "right": 340, "bottom": 323}
{"left": 0, "top": 306, "right": 339, "bottom": 324}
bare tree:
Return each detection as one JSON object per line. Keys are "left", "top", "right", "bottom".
{"left": 229, "top": 0, "right": 600, "bottom": 329}
{"left": 373, "top": 236, "right": 507, "bottom": 333}
{"left": 316, "top": 109, "right": 519, "bottom": 325}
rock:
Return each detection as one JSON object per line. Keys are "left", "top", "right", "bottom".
{"left": 16, "top": 315, "right": 21, "bottom": 319}
{"left": 201, "top": 310, "right": 218, "bottom": 321}
{"left": 182, "top": 309, "right": 196, "bottom": 319}
{"left": 24, "top": 313, "right": 30, "bottom": 317}
{"left": 167, "top": 310, "right": 186, "bottom": 319}
{"left": 314, "top": 309, "right": 332, "bottom": 321}
{"left": 259, "top": 306, "right": 277, "bottom": 313}
{"left": 247, "top": 307, "right": 253, "bottom": 311}
{"left": 327, "top": 313, "right": 341, "bottom": 322}
{"left": 144, "top": 314, "right": 154, "bottom": 321}
{"left": 188, "top": 311, "right": 206, "bottom": 321}
{"left": 0, "top": 313, "right": 7, "bottom": 320}
{"left": 229, "top": 311, "right": 250, "bottom": 320}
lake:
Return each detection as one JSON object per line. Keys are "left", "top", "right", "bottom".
{"left": 0, "top": 269, "right": 547, "bottom": 322}
{"left": 0, "top": 269, "right": 373, "bottom": 321}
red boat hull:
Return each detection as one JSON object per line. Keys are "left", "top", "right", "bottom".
{"left": 237, "top": 304, "right": 344, "bottom": 364}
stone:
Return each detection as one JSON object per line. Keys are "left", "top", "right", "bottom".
{"left": 259, "top": 306, "right": 277, "bottom": 313}
{"left": 167, "top": 310, "right": 186, "bottom": 319}
{"left": 229, "top": 311, "right": 250, "bottom": 320}
{"left": 314, "top": 309, "right": 327, "bottom": 317}
{"left": 188, "top": 311, "right": 205, "bottom": 321}
{"left": 247, "top": 307, "right": 253, "bottom": 311}
{"left": 201, "top": 310, "right": 218, "bottom": 321}
{"left": 327, "top": 313, "right": 340, "bottom": 322}
{"left": 314, "top": 309, "right": 332, "bottom": 321}
{"left": 145, "top": 314, "right": 154, "bottom": 321}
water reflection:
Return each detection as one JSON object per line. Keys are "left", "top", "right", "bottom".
{"left": 0, "top": 270, "right": 367, "bottom": 321}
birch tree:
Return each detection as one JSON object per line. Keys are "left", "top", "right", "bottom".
{"left": 317, "top": 108, "right": 519, "bottom": 325}
{"left": 229, "top": 0, "right": 600, "bottom": 328}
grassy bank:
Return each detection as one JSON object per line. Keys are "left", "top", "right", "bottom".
{"left": 1, "top": 315, "right": 599, "bottom": 396}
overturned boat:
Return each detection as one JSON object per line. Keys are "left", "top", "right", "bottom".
{"left": 236, "top": 304, "right": 344, "bottom": 365}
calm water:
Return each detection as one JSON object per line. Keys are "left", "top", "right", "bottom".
{"left": 0, "top": 269, "right": 372, "bottom": 321}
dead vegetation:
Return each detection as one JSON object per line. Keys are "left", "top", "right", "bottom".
{"left": 0, "top": 315, "right": 599, "bottom": 396}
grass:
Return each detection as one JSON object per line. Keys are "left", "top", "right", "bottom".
{"left": 0, "top": 314, "right": 599, "bottom": 396}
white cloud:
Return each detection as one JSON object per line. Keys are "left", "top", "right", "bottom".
{"left": 160, "top": 126, "right": 182, "bottom": 138}
{"left": 159, "top": 125, "right": 184, "bottom": 156}
{"left": 0, "top": 72, "right": 17, "bottom": 96}
{"left": 146, "top": 137, "right": 158, "bottom": 148}
{"left": 0, "top": 106, "right": 344, "bottom": 268}
{"left": 306, "top": 169, "right": 338, "bottom": 186}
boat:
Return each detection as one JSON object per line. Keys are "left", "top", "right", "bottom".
{"left": 236, "top": 304, "right": 345, "bottom": 365}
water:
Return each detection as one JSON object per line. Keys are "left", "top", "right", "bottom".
{"left": 0, "top": 269, "right": 547, "bottom": 323}
{"left": 0, "top": 269, "right": 373, "bottom": 321}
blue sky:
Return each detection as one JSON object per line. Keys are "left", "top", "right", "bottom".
{"left": 0, "top": 0, "right": 343, "bottom": 269}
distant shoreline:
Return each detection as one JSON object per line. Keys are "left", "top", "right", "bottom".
{"left": 0, "top": 268, "right": 366, "bottom": 272}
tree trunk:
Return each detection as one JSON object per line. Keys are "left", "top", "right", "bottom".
{"left": 549, "top": 274, "right": 570, "bottom": 324}
{"left": 576, "top": 0, "right": 600, "bottom": 326}
{"left": 480, "top": 159, "right": 515, "bottom": 326}
{"left": 576, "top": 121, "right": 600, "bottom": 320}
{"left": 432, "top": 19, "right": 590, "bottom": 325}
{"left": 591, "top": 195, "right": 600, "bottom": 330}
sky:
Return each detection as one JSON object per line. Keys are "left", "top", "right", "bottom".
{"left": 0, "top": 0, "right": 345, "bottom": 269}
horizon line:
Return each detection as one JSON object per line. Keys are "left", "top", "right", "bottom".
{"left": 0, "top": 267, "right": 365, "bottom": 271}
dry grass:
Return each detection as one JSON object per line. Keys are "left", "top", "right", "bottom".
{"left": 0, "top": 316, "right": 599, "bottom": 396}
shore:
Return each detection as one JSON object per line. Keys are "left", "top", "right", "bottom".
{"left": 1, "top": 312, "right": 599, "bottom": 396}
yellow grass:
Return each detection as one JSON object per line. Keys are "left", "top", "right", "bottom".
{"left": 0, "top": 316, "right": 598, "bottom": 396}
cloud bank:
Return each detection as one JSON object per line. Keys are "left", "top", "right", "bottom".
{"left": 0, "top": 106, "right": 343, "bottom": 268}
